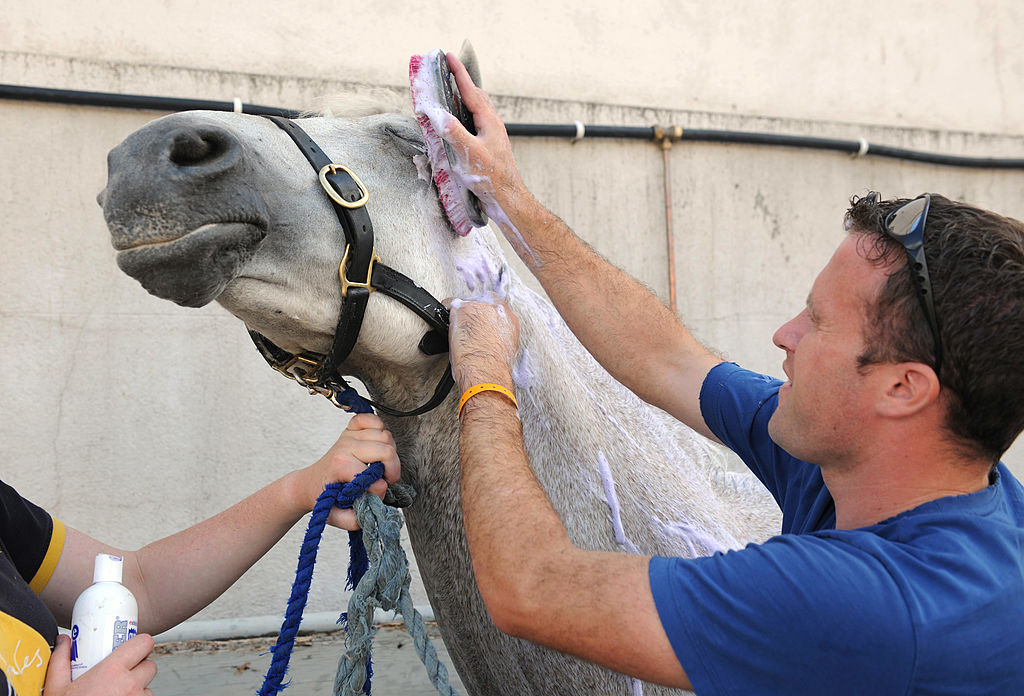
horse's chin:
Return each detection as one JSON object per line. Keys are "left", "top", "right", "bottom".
{"left": 116, "top": 222, "right": 267, "bottom": 307}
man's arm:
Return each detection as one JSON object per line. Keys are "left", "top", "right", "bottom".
{"left": 39, "top": 414, "right": 400, "bottom": 634}
{"left": 449, "top": 298, "right": 692, "bottom": 689}
{"left": 440, "top": 54, "right": 722, "bottom": 441}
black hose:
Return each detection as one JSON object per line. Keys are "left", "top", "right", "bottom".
{"left": 3, "top": 82, "right": 1023, "bottom": 169}
{"left": 505, "top": 123, "right": 657, "bottom": 140}
{"left": 505, "top": 124, "right": 1024, "bottom": 169}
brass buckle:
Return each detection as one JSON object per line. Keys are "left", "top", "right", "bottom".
{"left": 340, "top": 246, "right": 381, "bottom": 298}
{"left": 274, "top": 356, "right": 355, "bottom": 411}
{"left": 318, "top": 164, "right": 369, "bottom": 209}
{"left": 275, "top": 354, "right": 323, "bottom": 384}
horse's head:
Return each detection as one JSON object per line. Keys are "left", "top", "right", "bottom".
{"left": 99, "top": 110, "right": 484, "bottom": 398}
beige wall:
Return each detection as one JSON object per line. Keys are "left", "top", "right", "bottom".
{"left": 4, "top": 0, "right": 1023, "bottom": 133}
{"left": 2, "top": 1, "right": 1023, "bottom": 632}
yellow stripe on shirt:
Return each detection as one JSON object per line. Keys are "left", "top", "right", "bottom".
{"left": 29, "top": 518, "right": 65, "bottom": 593}
{"left": 0, "top": 612, "right": 50, "bottom": 695}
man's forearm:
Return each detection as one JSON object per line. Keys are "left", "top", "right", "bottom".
{"left": 455, "top": 364, "right": 693, "bottom": 689}
{"left": 457, "top": 368, "right": 573, "bottom": 634}
{"left": 494, "top": 191, "right": 720, "bottom": 424}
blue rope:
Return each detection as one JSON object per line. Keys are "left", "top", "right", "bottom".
{"left": 258, "top": 388, "right": 460, "bottom": 696}
{"left": 258, "top": 389, "right": 380, "bottom": 696}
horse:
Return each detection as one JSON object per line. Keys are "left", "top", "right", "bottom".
{"left": 99, "top": 95, "right": 782, "bottom": 694}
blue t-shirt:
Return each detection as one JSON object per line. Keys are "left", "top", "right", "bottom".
{"left": 649, "top": 362, "right": 1024, "bottom": 695}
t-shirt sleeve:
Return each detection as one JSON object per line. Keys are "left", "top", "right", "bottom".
{"left": 0, "top": 480, "right": 65, "bottom": 592}
{"left": 649, "top": 537, "right": 915, "bottom": 696}
{"left": 699, "top": 362, "right": 787, "bottom": 490}
{"left": 699, "top": 363, "right": 828, "bottom": 518}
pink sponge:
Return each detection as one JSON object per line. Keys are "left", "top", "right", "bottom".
{"left": 409, "top": 50, "right": 484, "bottom": 237}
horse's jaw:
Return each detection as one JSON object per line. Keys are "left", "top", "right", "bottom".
{"left": 215, "top": 274, "right": 339, "bottom": 356}
{"left": 114, "top": 222, "right": 268, "bottom": 308}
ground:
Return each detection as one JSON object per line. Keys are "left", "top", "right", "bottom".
{"left": 151, "top": 623, "right": 467, "bottom": 695}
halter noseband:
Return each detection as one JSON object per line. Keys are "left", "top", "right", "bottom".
{"left": 248, "top": 115, "right": 454, "bottom": 417}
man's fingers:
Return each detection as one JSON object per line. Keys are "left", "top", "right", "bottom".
{"left": 340, "top": 427, "right": 395, "bottom": 448}
{"left": 327, "top": 506, "right": 362, "bottom": 531}
{"left": 446, "top": 53, "right": 486, "bottom": 112}
{"left": 57, "top": 634, "right": 157, "bottom": 694}
{"left": 444, "top": 52, "right": 500, "bottom": 139}
{"left": 108, "top": 635, "right": 157, "bottom": 691}
{"left": 446, "top": 53, "right": 474, "bottom": 87}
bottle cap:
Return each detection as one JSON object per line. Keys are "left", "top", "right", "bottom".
{"left": 93, "top": 553, "right": 124, "bottom": 583}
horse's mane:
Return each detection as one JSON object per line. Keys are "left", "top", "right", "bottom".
{"left": 306, "top": 87, "right": 410, "bottom": 119}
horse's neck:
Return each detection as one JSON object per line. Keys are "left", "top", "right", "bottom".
{"left": 506, "top": 280, "right": 764, "bottom": 554}
{"left": 510, "top": 281, "right": 698, "bottom": 464}
{"left": 375, "top": 238, "right": 778, "bottom": 553}
{"left": 512, "top": 283, "right": 655, "bottom": 447}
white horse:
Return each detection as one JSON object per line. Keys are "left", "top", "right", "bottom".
{"left": 99, "top": 99, "right": 781, "bottom": 694}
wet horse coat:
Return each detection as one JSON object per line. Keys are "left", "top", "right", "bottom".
{"left": 100, "top": 108, "right": 782, "bottom": 695}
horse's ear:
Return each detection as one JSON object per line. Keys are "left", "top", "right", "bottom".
{"left": 459, "top": 40, "right": 482, "bottom": 89}
{"left": 382, "top": 121, "right": 427, "bottom": 157}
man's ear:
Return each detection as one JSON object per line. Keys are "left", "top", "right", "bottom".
{"left": 875, "top": 362, "right": 941, "bottom": 418}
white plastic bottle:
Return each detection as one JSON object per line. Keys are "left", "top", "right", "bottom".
{"left": 69, "top": 553, "right": 139, "bottom": 680}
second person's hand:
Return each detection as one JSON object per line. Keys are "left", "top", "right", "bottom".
{"left": 44, "top": 633, "right": 157, "bottom": 696}
{"left": 287, "top": 413, "right": 402, "bottom": 531}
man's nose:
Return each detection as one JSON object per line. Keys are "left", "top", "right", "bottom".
{"left": 773, "top": 310, "right": 808, "bottom": 353}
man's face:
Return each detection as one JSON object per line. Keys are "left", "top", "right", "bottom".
{"left": 767, "top": 234, "right": 889, "bottom": 467}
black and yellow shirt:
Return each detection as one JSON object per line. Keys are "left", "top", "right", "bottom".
{"left": 0, "top": 479, "right": 63, "bottom": 695}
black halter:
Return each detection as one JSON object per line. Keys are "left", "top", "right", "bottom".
{"left": 247, "top": 115, "right": 454, "bottom": 417}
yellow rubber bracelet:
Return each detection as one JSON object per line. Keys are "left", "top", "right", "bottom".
{"left": 458, "top": 383, "right": 518, "bottom": 417}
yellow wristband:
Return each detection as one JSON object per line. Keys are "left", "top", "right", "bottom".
{"left": 458, "top": 383, "right": 518, "bottom": 417}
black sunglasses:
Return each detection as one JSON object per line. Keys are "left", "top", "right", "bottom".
{"left": 883, "top": 193, "right": 942, "bottom": 374}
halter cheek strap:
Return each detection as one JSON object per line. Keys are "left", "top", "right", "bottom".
{"left": 250, "top": 115, "right": 454, "bottom": 418}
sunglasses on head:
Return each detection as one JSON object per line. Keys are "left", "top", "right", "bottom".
{"left": 883, "top": 193, "right": 942, "bottom": 375}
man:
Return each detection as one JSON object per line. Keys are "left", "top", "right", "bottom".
{"left": 1, "top": 413, "right": 399, "bottom": 695}
{"left": 437, "top": 54, "right": 1024, "bottom": 693}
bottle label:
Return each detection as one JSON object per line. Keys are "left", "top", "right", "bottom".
{"left": 70, "top": 615, "right": 139, "bottom": 680}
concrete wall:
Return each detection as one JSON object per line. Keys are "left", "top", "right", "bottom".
{"left": 2, "top": 0, "right": 1023, "bottom": 632}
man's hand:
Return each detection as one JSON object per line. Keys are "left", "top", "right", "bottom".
{"left": 287, "top": 414, "right": 402, "bottom": 531}
{"left": 448, "top": 295, "right": 521, "bottom": 391}
{"left": 439, "top": 53, "right": 529, "bottom": 219}
{"left": 44, "top": 633, "right": 157, "bottom": 695}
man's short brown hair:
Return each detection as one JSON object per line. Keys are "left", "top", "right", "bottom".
{"left": 846, "top": 193, "right": 1024, "bottom": 462}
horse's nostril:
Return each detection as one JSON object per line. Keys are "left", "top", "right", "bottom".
{"left": 167, "top": 127, "right": 230, "bottom": 167}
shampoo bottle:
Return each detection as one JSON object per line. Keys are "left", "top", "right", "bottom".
{"left": 69, "top": 553, "right": 139, "bottom": 680}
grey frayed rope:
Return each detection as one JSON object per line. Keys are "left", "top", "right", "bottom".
{"left": 334, "top": 487, "right": 460, "bottom": 696}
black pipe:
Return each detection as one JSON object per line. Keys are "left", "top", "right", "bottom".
{"left": 0, "top": 83, "right": 302, "bottom": 118}
{"left": 505, "top": 123, "right": 657, "bottom": 140}
{"left": 4, "top": 82, "right": 1024, "bottom": 169}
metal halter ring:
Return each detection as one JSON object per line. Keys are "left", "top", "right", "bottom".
{"left": 339, "top": 247, "right": 381, "bottom": 298}
{"left": 318, "top": 164, "right": 369, "bottom": 208}
{"left": 274, "top": 354, "right": 324, "bottom": 385}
